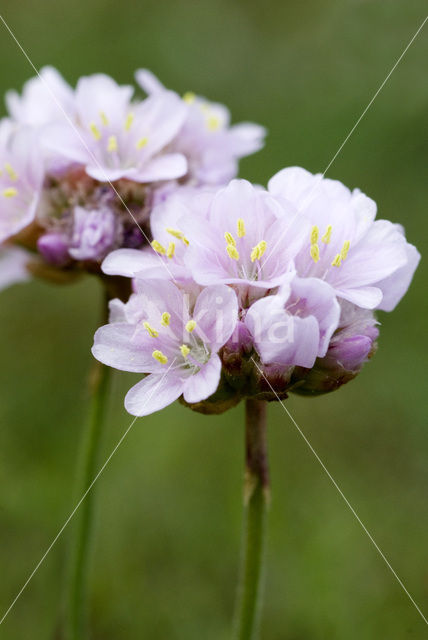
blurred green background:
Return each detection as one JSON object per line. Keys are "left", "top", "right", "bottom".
{"left": 0, "top": 0, "right": 427, "bottom": 638}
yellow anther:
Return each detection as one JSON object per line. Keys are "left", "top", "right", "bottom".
{"left": 124, "top": 112, "right": 134, "bottom": 131}
{"left": 4, "top": 163, "right": 17, "bottom": 181}
{"left": 310, "top": 225, "right": 319, "bottom": 245}
{"left": 2, "top": 187, "right": 17, "bottom": 198}
{"left": 250, "top": 240, "right": 267, "bottom": 262}
{"left": 166, "top": 242, "right": 175, "bottom": 259}
{"left": 227, "top": 244, "right": 240, "bottom": 260}
{"left": 136, "top": 136, "right": 148, "bottom": 149}
{"left": 151, "top": 240, "right": 166, "bottom": 255}
{"left": 180, "top": 344, "right": 190, "bottom": 358}
{"left": 183, "top": 91, "right": 196, "bottom": 104}
{"left": 166, "top": 227, "right": 189, "bottom": 245}
{"left": 224, "top": 232, "right": 236, "bottom": 247}
{"left": 99, "top": 111, "right": 109, "bottom": 126}
{"left": 185, "top": 320, "right": 197, "bottom": 333}
{"left": 237, "top": 218, "right": 246, "bottom": 238}
{"left": 321, "top": 224, "right": 332, "bottom": 244}
{"left": 161, "top": 312, "right": 171, "bottom": 327}
{"left": 143, "top": 322, "right": 159, "bottom": 338}
{"left": 340, "top": 240, "right": 350, "bottom": 261}
{"left": 152, "top": 350, "right": 168, "bottom": 364}
{"left": 107, "top": 135, "right": 118, "bottom": 152}
{"left": 331, "top": 254, "right": 342, "bottom": 267}
{"left": 310, "top": 243, "right": 320, "bottom": 263}
{"left": 207, "top": 115, "right": 220, "bottom": 131}
{"left": 89, "top": 122, "right": 101, "bottom": 140}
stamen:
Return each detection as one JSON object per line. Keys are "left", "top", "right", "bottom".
{"left": 4, "top": 163, "right": 17, "bottom": 181}
{"left": 151, "top": 240, "right": 166, "bottom": 255}
{"left": 310, "top": 244, "right": 320, "bottom": 263}
{"left": 224, "top": 232, "right": 236, "bottom": 247}
{"left": 250, "top": 240, "right": 267, "bottom": 262}
{"left": 185, "top": 320, "right": 197, "bottom": 333}
{"left": 166, "top": 227, "right": 189, "bottom": 245}
{"left": 99, "top": 111, "right": 109, "bottom": 126}
{"left": 207, "top": 115, "right": 220, "bottom": 131}
{"left": 183, "top": 92, "right": 196, "bottom": 104}
{"left": 227, "top": 244, "right": 240, "bottom": 260}
{"left": 166, "top": 242, "right": 175, "bottom": 259}
{"left": 321, "top": 225, "right": 332, "bottom": 244}
{"left": 107, "top": 135, "right": 118, "bottom": 152}
{"left": 340, "top": 240, "right": 350, "bottom": 260}
{"left": 180, "top": 344, "right": 190, "bottom": 358}
{"left": 331, "top": 254, "right": 342, "bottom": 267}
{"left": 161, "top": 312, "right": 171, "bottom": 327}
{"left": 237, "top": 218, "right": 246, "bottom": 238}
{"left": 124, "top": 112, "right": 134, "bottom": 131}
{"left": 152, "top": 350, "right": 168, "bottom": 364}
{"left": 136, "top": 137, "right": 148, "bottom": 149}
{"left": 310, "top": 225, "right": 319, "bottom": 245}
{"left": 2, "top": 187, "right": 17, "bottom": 198}
{"left": 143, "top": 322, "right": 159, "bottom": 338}
{"left": 89, "top": 122, "right": 101, "bottom": 140}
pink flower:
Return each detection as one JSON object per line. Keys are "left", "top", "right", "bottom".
{"left": 245, "top": 275, "right": 340, "bottom": 368}
{"left": 44, "top": 73, "right": 188, "bottom": 183}
{"left": 182, "top": 179, "right": 307, "bottom": 293}
{"left": 268, "top": 167, "right": 420, "bottom": 310}
{"left": 92, "top": 280, "right": 238, "bottom": 415}
{"left": 136, "top": 69, "right": 265, "bottom": 185}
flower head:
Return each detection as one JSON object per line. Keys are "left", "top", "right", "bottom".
{"left": 92, "top": 280, "right": 238, "bottom": 415}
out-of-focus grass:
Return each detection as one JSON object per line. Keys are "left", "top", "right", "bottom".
{"left": 0, "top": 1, "right": 427, "bottom": 638}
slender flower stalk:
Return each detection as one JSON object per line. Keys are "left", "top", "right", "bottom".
{"left": 233, "top": 399, "right": 270, "bottom": 640}
{"left": 64, "top": 294, "right": 112, "bottom": 640}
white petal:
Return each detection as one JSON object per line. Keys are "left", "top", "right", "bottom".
{"left": 182, "top": 355, "right": 222, "bottom": 404}
{"left": 125, "top": 373, "right": 185, "bottom": 416}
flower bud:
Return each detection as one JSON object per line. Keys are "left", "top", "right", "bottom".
{"left": 291, "top": 302, "right": 378, "bottom": 395}
{"left": 37, "top": 232, "right": 70, "bottom": 266}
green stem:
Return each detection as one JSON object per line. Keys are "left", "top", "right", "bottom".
{"left": 233, "top": 399, "right": 270, "bottom": 640}
{"left": 64, "top": 296, "right": 111, "bottom": 640}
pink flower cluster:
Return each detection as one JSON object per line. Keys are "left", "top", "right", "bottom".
{"left": 0, "top": 67, "right": 264, "bottom": 284}
{"left": 93, "top": 169, "right": 420, "bottom": 415}
{"left": 0, "top": 67, "right": 419, "bottom": 414}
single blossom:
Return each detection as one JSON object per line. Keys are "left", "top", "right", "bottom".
{"left": 0, "top": 121, "right": 44, "bottom": 243}
{"left": 268, "top": 166, "right": 420, "bottom": 310}
{"left": 92, "top": 279, "right": 238, "bottom": 415}
{"left": 44, "top": 73, "right": 188, "bottom": 183}
{"left": 136, "top": 69, "right": 266, "bottom": 185}
{"left": 245, "top": 275, "right": 340, "bottom": 368}
{"left": 182, "top": 179, "right": 308, "bottom": 293}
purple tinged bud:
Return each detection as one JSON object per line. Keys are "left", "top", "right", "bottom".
{"left": 69, "top": 206, "right": 117, "bottom": 262}
{"left": 37, "top": 232, "right": 70, "bottom": 266}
